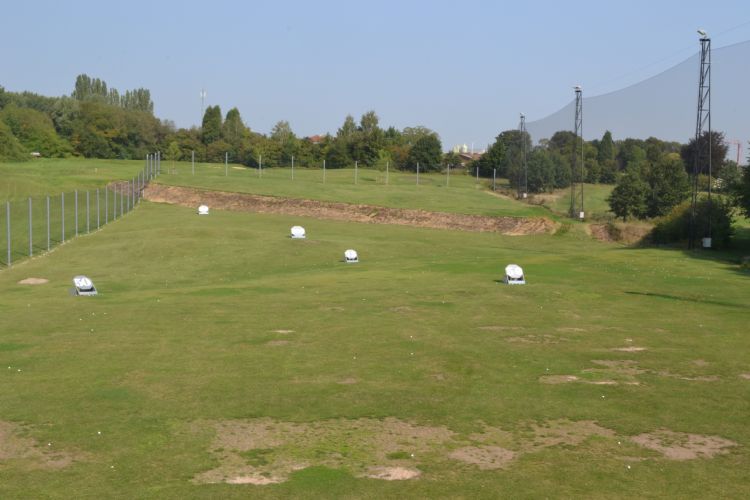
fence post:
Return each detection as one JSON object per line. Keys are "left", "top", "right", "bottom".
{"left": 355, "top": 161, "right": 358, "bottom": 185}
{"left": 74, "top": 190, "right": 78, "bottom": 236}
{"left": 446, "top": 164, "right": 450, "bottom": 187}
{"left": 86, "top": 190, "right": 90, "bottom": 233}
{"left": 28, "top": 197, "right": 33, "bottom": 257}
{"left": 6, "top": 202, "right": 10, "bottom": 267}
{"left": 126, "top": 182, "right": 130, "bottom": 213}
{"left": 46, "top": 195, "right": 50, "bottom": 251}
{"left": 416, "top": 163, "right": 420, "bottom": 185}
{"left": 192, "top": 150, "right": 195, "bottom": 176}
{"left": 120, "top": 184, "right": 124, "bottom": 215}
{"left": 225, "top": 152, "right": 228, "bottom": 177}
{"left": 61, "top": 193, "right": 65, "bottom": 242}
{"left": 105, "top": 189, "right": 108, "bottom": 224}
{"left": 493, "top": 168, "right": 496, "bottom": 191}
{"left": 386, "top": 161, "right": 389, "bottom": 185}
{"left": 97, "top": 189, "right": 100, "bottom": 229}
{"left": 291, "top": 155, "right": 294, "bottom": 180}
{"left": 323, "top": 159, "right": 326, "bottom": 184}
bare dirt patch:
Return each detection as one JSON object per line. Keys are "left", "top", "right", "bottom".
{"left": 449, "top": 446, "right": 515, "bottom": 470}
{"left": 271, "top": 329, "right": 295, "bottom": 334}
{"left": 507, "top": 334, "right": 568, "bottom": 344}
{"left": 612, "top": 346, "right": 647, "bottom": 352}
{"left": 740, "top": 373, "right": 750, "bottom": 380}
{"left": 539, "top": 375, "right": 580, "bottom": 384}
{"left": 366, "top": 466, "right": 420, "bottom": 480}
{"left": 17, "top": 278, "right": 49, "bottom": 285}
{"left": 520, "top": 420, "right": 616, "bottom": 452}
{"left": 145, "top": 185, "right": 558, "bottom": 235}
{"left": 631, "top": 430, "right": 737, "bottom": 460}
{"left": 0, "top": 421, "right": 78, "bottom": 469}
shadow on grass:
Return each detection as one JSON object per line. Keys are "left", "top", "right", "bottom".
{"left": 624, "top": 291, "right": 746, "bottom": 309}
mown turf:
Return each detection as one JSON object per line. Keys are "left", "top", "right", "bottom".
{"left": 154, "top": 162, "right": 549, "bottom": 218}
{"left": 0, "top": 201, "right": 747, "bottom": 498}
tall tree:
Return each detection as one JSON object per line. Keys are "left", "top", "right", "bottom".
{"left": 680, "top": 130, "right": 728, "bottom": 179}
{"left": 406, "top": 134, "right": 442, "bottom": 171}
{"left": 223, "top": 107, "right": 246, "bottom": 146}
{"left": 608, "top": 167, "right": 649, "bottom": 220}
{"left": 201, "top": 105, "right": 222, "bottom": 144}
{"left": 646, "top": 153, "right": 690, "bottom": 217}
{"left": 597, "top": 130, "right": 615, "bottom": 163}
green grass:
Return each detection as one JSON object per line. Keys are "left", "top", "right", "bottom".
{"left": 0, "top": 158, "right": 148, "bottom": 200}
{"left": 155, "top": 161, "right": 549, "bottom": 217}
{"left": 0, "top": 201, "right": 747, "bottom": 498}
{"left": 536, "top": 183, "right": 614, "bottom": 219}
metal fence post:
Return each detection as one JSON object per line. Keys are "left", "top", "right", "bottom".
{"left": 120, "top": 184, "right": 124, "bottom": 216}
{"left": 74, "top": 190, "right": 78, "bottom": 237}
{"left": 493, "top": 168, "right": 496, "bottom": 191}
{"left": 105, "top": 189, "right": 108, "bottom": 224}
{"left": 96, "top": 189, "right": 100, "bottom": 229}
{"left": 6, "top": 202, "right": 10, "bottom": 267}
{"left": 126, "top": 182, "right": 130, "bottom": 213}
{"left": 417, "top": 163, "right": 420, "bottom": 185}
{"left": 28, "top": 197, "right": 32, "bottom": 257}
{"left": 86, "top": 190, "right": 90, "bottom": 233}
{"left": 61, "top": 193, "right": 65, "bottom": 242}
{"left": 192, "top": 150, "right": 195, "bottom": 176}
{"left": 46, "top": 195, "right": 50, "bottom": 251}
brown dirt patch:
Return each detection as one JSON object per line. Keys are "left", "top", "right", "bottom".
{"left": 589, "top": 224, "right": 616, "bottom": 243}
{"left": 271, "top": 329, "right": 295, "bottom": 334}
{"left": 539, "top": 375, "right": 580, "bottom": 384}
{"left": 521, "top": 420, "right": 616, "bottom": 452}
{"left": 145, "top": 184, "right": 558, "bottom": 235}
{"left": 631, "top": 430, "right": 737, "bottom": 460}
{"left": 366, "top": 466, "right": 420, "bottom": 480}
{"left": 17, "top": 277, "right": 49, "bottom": 285}
{"left": 740, "top": 373, "right": 750, "bottom": 380}
{"left": 266, "top": 340, "right": 290, "bottom": 347}
{"left": 506, "top": 334, "right": 568, "bottom": 344}
{"left": 0, "top": 421, "right": 78, "bottom": 469}
{"left": 612, "top": 347, "right": 647, "bottom": 352}
{"left": 449, "top": 446, "right": 515, "bottom": 470}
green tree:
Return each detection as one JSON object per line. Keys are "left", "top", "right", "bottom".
{"left": 406, "top": 134, "right": 442, "bottom": 171}
{"left": 680, "top": 131, "right": 728, "bottom": 179}
{"left": 201, "top": 105, "right": 222, "bottom": 144}
{"left": 0, "top": 103, "right": 71, "bottom": 156}
{"left": 738, "top": 161, "right": 750, "bottom": 218}
{"left": 646, "top": 153, "right": 690, "bottom": 217}
{"left": 223, "top": 108, "right": 246, "bottom": 147}
{"left": 608, "top": 167, "right": 649, "bottom": 221}
{"left": 0, "top": 120, "right": 27, "bottom": 160}
{"left": 597, "top": 130, "right": 615, "bottom": 163}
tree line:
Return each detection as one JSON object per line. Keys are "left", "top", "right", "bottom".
{"left": 1, "top": 74, "right": 748, "bottom": 226}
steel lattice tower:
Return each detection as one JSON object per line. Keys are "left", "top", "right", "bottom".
{"left": 570, "top": 86, "right": 584, "bottom": 219}
{"left": 519, "top": 113, "right": 528, "bottom": 198}
{"left": 689, "top": 31, "right": 711, "bottom": 249}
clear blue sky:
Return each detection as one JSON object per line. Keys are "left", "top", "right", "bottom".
{"left": 2, "top": 0, "right": 749, "bottom": 150}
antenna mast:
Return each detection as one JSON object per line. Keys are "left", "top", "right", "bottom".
{"left": 519, "top": 113, "right": 528, "bottom": 199}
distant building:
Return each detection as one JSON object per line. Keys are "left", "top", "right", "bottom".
{"left": 306, "top": 135, "right": 324, "bottom": 145}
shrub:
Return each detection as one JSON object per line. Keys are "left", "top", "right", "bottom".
{"left": 651, "top": 197, "right": 735, "bottom": 249}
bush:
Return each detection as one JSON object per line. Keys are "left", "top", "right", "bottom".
{"left": 651, "top": 197, "right": 735, "bottom": 249}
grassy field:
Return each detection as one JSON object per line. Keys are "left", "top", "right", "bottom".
{"left": 0, "top": 199, "right": 748, "bottom": 498}
{"left": 154, "top": 161, "right": 549, "bottom": 218}
{"left": 0, "top": 158, "right": 148, "bottom": 200}
{"left": 531, "top": 183, "right": 615, "bottom": 219}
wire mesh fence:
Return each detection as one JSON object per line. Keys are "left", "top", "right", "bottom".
{"left": 1, "top": 152, "right": 161, "bottom": 268}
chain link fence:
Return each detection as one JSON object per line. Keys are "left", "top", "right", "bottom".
{"left": 1, "top": 152, "right": 162, "bottom": 268}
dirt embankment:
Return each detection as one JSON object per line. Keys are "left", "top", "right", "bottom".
{"left": 144, "top": 184, "right": 558, "bottom": 236}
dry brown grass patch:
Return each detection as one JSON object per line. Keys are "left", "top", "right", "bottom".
{"left": 0, "top": 421, "right": 79, "bottom": 469}
{"left": 631, "top": 430, "right": 737, "bottom": 460}
{"left": 17, "top": 277, "right": 49, "bottom": 285}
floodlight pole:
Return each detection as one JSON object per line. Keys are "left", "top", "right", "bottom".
{"left": 689, "top": 33, "right": 711, "bottom": 249}
{"left": 570, "top": 86, "right": 584, "bottom": 219}
{"left": 520, "top": 113, "right": 528, "bottom": 198}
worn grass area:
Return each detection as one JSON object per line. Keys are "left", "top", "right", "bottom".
{"left": 0, "top": 202, "right": 748, "bottom": 498}
{"left": 155, "top": 162, "right": 548, "bottom": 218}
